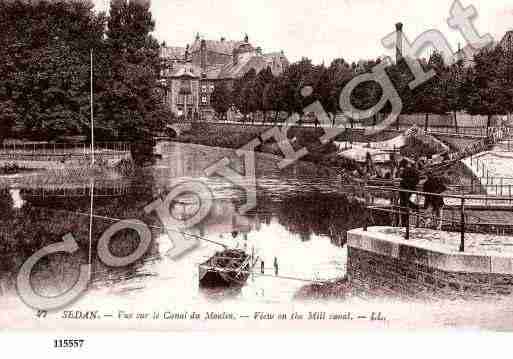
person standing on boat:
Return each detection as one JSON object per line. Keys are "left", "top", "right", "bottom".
{"left": 274, "top": 257, "right": 279, "bottom": 276}
{"left": 261, "top": 260, "right": 265, "bottom": 274}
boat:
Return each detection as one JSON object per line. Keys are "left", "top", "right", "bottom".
{"left": 198, "top": 249, "right": 256, "bottom": 288}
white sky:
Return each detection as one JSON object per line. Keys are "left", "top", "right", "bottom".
{"left": 92, "top": 0, "right": 513, "bottom": 64}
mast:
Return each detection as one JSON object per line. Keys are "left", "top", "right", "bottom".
{"left": 90, "top": 48, "right": 95, "bottom": 166}
{"left": 88, "top": 179, "right": 95, "bottom": 280}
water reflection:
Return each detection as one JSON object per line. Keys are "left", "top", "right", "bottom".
{"left": 0, "top": 142, "right": 382, "bottom": 303}
{"left": 9, "top": 189, "right": 25, "bottom": 209}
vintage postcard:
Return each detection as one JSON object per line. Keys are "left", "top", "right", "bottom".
{"left": 3, "top": 0, "right": 513, "bottom": 339}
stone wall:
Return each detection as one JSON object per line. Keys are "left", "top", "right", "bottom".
{"left": 347, "top": 228, "right": 513, "bottom": 300}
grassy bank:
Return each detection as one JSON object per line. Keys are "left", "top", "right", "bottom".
{"left": 178, "top": 123, "right": 341, "bottom": 170}
{"left": 295, "top": 278, "right": 352, "bottom": 300}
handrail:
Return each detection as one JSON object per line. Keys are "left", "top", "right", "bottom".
{"left": 364, "top": 185, "right": 513, "bottom": 201}
{"left": 361, "top": 184, "right": 513, "bottom": 253}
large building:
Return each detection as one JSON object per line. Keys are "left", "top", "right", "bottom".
{"left": 159, "top": 34, "right": 289, "bottom": 120}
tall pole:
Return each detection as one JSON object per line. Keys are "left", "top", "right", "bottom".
{"left": 90, "top": 48, "right": 95, "bottom": 167}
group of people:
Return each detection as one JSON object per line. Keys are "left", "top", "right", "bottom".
{"left": 360, "top": 151, "right": 448, "bottom": 181}
{"left": 399, "top": 161, "right": 448, "bottom": 230}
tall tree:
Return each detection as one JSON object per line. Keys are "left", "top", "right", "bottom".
{"left": 444, "top": 60, "right": 466, "bottom": 132}
{"left": 102, "top": 0, "right": 166, "bottom": 141}
{"left": 0, "top": 0, "right": 106, "bottom": 140}
{"left": 254, "top": 67, "right": 275, "bottom": 121}
{"left": 210, "top": 81, "right": 231, "bottom": 120}
{"left": 262, "top": 76, "right": 284, "bottom": 124}
{"left": 234, "top": 69, "right": 258, "bottom": 122}
{"left": 466, "top": 47, "right": 506, "bottom": 131}
{"left": 410, "top": 52, "right": 447, "bottom": 131}
{"left": 280, "top": 57, "right": 315, "bottom": 117}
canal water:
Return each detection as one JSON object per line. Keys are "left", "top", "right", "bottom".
{"left": 0, "top": 142, "right": 372, "bottom": 306}
{"left": 4, "top": 142, "right": 513, "bottom": 330}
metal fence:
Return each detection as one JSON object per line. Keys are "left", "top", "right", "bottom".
{"left": 0, "top": 142, "right": 130, "bottom": 155}
{"left": 361, "top": 185, "right": 513, "bottom": 253}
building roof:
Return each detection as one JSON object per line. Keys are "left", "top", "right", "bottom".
{"left": 217, "top": 53, "right": 288, "bottom": 79}
{"left": 161, "top": 35, "right": 289, "bottom": 80}
{"left": 190, "top": 39, "right": 245, "bottom": 55}
{"left": 160, "top": 46, "right": 187, "bottom": 60}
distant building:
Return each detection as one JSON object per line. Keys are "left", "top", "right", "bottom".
{"left": 159, "top": 34, "right": 289, "bottom": 120}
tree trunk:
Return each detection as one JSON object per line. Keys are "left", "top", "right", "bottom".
{"left": 487, "top": 114, "right": 491, "bottom": 136}
{"left": 424, "top": 113, "right": 429, "bottom": 132}
{"left": 453, "top": 111, "right": 458, "bottom": 133}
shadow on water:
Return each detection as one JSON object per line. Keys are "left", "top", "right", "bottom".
{"left": 0, "top": 142, "right": 391, "bottom": 299}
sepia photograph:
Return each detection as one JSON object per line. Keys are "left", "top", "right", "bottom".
{"left": 3, "top": 0, "right": 513, "bottom": 344}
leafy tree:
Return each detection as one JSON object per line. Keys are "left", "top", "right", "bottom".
{"left": 0, "top": 0, "right": 106, "bottom": 140}
{"left": 0, "top": 101, "right": 16, "bottom": 143}
{"left": 262, "top": 76, "right": 284, "bottom": 124}
{"left": 234, "top": 69, "right": 258, "bottom": 122}
{"left": 280, "top": 58, "right": 315, "bottom": 116}
{"left": 210, "top": 81, "right": 231, "bottom": 120}
{"left": 102, "top": 0, "right": 168, "bottom": 142}
{"left": 410, "top": 52, "right": 447, "bottom": 131}
{"left": 496, "top": 45, "right": 513, "bottom": 119}
{"left": 466, "top": 47, "right": 506, "bottom": 131}
{"left": 325, "top": 58, "right": 354, "bottom": 126}
{"left": 254, "top": 67, "right": 275, "bottom": 121}
{"left": 348, "top": 59, "right": 385, "bottom": 128}
{"left": 444, "top": 60, "right": 466, "bottom": 132}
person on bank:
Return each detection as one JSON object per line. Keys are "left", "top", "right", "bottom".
{"left": 423, "top": 174, "right": 447, "bottom": 229}
{"left": 399, "top": 161, "right": 420, "bottom": 225}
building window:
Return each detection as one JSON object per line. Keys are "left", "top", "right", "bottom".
{"left": 209, "top": 85, "right": 215, "bottom": 92}
{"left": 201, "top": 85, "right": 207, "bottom": 92}
{"left": 201, "top": 95, "right": 208, "bottom": 104}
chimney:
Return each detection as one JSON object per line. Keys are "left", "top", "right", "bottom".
{"left": 220, "top": 37, "right": 225, "bottom": 42}
{"left": 256, "top": 46, "right": 262, "bottom": 55}
{"left": 184, "top": 44, "right": 189, "bottom": 61}
{"left": 200, "top": 39, "right": 207, "bottom": 74}
{"left": 244, "top": 33, "right": 249, "bottom": 43}
{"left": 395, "top": 22, "right": 403, "bottom": 62}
